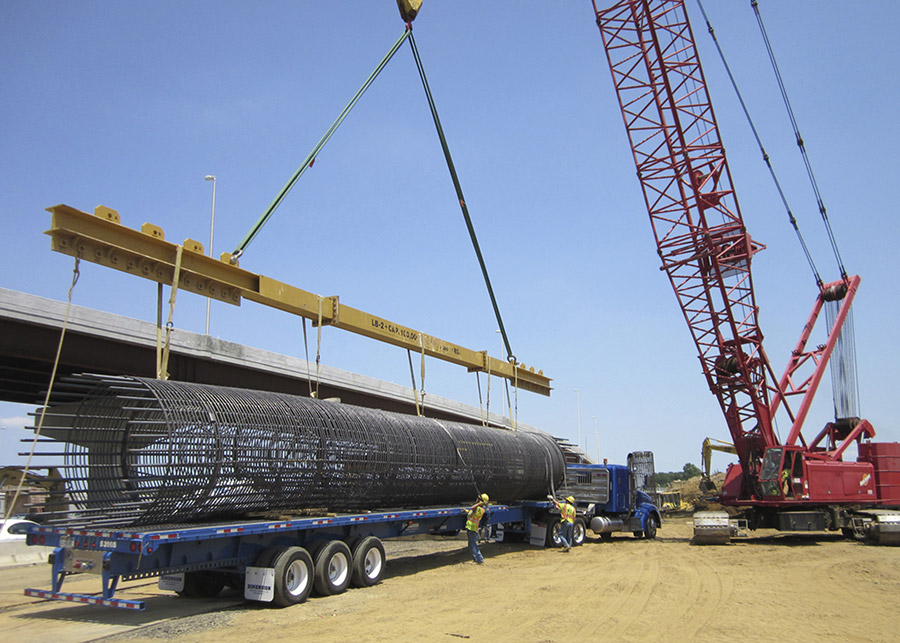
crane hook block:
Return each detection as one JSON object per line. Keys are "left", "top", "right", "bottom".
{"left": 397, "top": 0, "right": 422, "bottom": 23}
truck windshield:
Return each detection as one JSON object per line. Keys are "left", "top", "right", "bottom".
{"left": 759, "top": 448, "right": 783, "bottom": 481}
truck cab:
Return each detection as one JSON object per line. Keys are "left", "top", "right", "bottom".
{"left": 561, "top": 452, "right": 661, "bottom": 541}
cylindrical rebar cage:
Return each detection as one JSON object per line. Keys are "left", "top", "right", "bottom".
{"left": 35, "top": 374, "right": 565, "bottom": 527}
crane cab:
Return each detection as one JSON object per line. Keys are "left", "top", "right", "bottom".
{"left": 759, "top": 446, "right": 806, "bottom": 500}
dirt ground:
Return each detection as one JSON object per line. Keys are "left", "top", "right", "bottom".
{"left": 1, "top": 517, "right": 898, "bottom": 643}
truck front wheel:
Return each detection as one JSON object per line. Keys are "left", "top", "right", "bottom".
{"left": 643, "top": 517, "right": 658, "bottom": 540}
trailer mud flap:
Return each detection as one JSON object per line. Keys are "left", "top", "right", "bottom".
{"left": 158, "top": 573, "right": 184, "bottom": 592}
{"left": 529, "top": 522, "right": 548, "bottom": 547}
{"left": 245, "top": 566, "right": 275, "bottom": 602}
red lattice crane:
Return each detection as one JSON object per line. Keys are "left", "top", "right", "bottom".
{"left": 594, "top": 0, "right": 900, "bottom": 542}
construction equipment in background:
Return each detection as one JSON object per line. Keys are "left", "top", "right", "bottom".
{"left": 0, "top": 466, "right": 66, "bottom": 517}
{"left": 658, "top": 491, "right": 692, "bottom": 513}
{"left": 595, "top": 0, "right": 900, "bottom": 544}
{"left": 699, "top": 438, "right": 737, "bottom": 493}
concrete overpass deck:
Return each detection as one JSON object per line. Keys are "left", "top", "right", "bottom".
{"left": 0, "top": 287, "right": 525, "bottom": 430}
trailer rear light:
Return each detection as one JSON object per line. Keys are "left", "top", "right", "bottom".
{"left": 129, "top": 542, "right": 140, "bottom": 552}
{"left": 39, "top": 535, "right": 46, "bottom": 545}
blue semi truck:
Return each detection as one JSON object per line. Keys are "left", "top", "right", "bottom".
{"left": 22, "top": 454, "right": 660, "bottom": 610}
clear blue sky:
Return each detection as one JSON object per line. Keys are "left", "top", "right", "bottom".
{"left": 1, "top": 1, "right": 898, "bottom": 475}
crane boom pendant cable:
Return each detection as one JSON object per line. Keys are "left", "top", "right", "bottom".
{"left": 230, "top": 27, "right": 412, "bottom": 262}
{"left": 750, "top": 0, "right": 847, "bottom": 279}
{"left": 694, "top": 0, "right": 821, "bottom": 286}
{"left": 407, "top": 29, "right": 516, "bottom": 364}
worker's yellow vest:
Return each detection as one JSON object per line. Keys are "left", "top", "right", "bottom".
{"left": 466, "top": 505, "right": 485, "bottom": 531}
{"left": 561, "top": 502, "right": 576, "bottom": 524}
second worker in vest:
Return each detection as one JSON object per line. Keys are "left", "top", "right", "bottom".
{"left": 550, "top": 495, "right": 577, "bottom": 551}
{"left": 465, "top": 493, "right": 490, "bottom": 564}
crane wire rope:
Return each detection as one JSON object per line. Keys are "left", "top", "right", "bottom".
{"left": 750, "top": 0, "right": 847, "bottom": 280}
{"left": 694, "top": 0, "right": 822, "bottom": 286}
{"left": 696, "top": 0, "right": 859, "bottom": 419}
{"left": 3, "top": 256, "right": 80, "bottom": 524}
{"left": 406, "top": 29, "right": 517, "bottom": 366}
{"left": 229, "top": 27, "right": 412, "bottom": 262}
{"left": 226, "top": 20, "right": 519, "bottom": 403}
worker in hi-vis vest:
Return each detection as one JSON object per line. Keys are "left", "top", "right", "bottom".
{"left": 465, "top": 493, "right": 490, "bottom": 564}
{"left": 550, "top": 495, "right": 577, "bottom": 551}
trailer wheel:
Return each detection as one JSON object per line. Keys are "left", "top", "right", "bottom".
{"left": 313, "top": 540, "right": 352, "bottom": 596}
{"left": 351, "top": 536, "right": 385, "bottom": 587}
{"left": 255, "top": 545, "right": 286, "bottom": 569}
{"left": 546, "top": 521, "right": 563, "bottom": 547}
{"left": 644, "top": 516, "right": 658, "bottom": 540}
{"left": 270, "top": 546, "right": 314, "bottom": 607}
{"left": 179, "top": 570, "right": 226, "bottom": 598}
{"left": 573, "top": 518, "right": 587, "bottom": 546}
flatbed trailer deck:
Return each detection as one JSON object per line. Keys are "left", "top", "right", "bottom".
{"left": 22, "top": 502, "right": 548, "bottom": 610}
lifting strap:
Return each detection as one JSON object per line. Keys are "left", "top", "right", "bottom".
{"left": 5, "top": 257, "right": 80, "bottom": 522}
{"left": 407, "top": 29, "right": 517, "bottom": 365}
{"left": 301, "top": 318, "right": 315, "bottom": 397}
{"left": 158, "top": 245, "right": 184, "bottom": 380}
{"left": 230, "top": 28, "right": 412, "bottom": 262}
{"left": 313, "top": 295, "right": 323, "bottom": 398}
{"left": 406, "top": 340, "right": 427, "bottom": 418}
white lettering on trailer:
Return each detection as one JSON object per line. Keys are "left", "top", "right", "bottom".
{"left": 245, "top": 566, "right": 275, "bottom": 602}
{"left": 158, "top": 573, "right": 185, "bottom": 592}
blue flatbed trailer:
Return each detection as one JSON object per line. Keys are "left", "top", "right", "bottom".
{"left": 22, "top": 456, "right": 660, "bottom": 610}
{"left": 22, "top": 501, "right": 551, "bottom": 610}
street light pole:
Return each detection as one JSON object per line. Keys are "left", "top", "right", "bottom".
{"left": 204, "top": 175, "right": 216, "bottom": 335}
{"left": 574, "top": 388, "right": 581, "bottom": 451}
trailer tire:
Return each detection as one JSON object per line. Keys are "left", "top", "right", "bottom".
{"left": 179, "top": 570, "right": 226, "bottom": 598}
{"left": 546, "top": 521, "right": 563, "bottom": 547}
{"left": 272, "top": 546, "right": 314, "bottom": 607}
{"left": 351, "top": 536, "right": 385, "bottom": 587}
{"left": 573, "top": 518, "right": 587, "bottom": 546}
{"left": 644, "top": 516, "right": 658, "bottom": 540}
{"left": 255, "top": 545, "right": 286, "bottom": 569}
{"left": 313, "top": 540, "right": 352, "bottom": 596}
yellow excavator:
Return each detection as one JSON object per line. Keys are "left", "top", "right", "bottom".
{"left": 699, "top": 438, "right": 737, "bottom": 493}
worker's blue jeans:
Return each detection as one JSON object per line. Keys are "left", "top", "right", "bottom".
{"left": 560, "top": 521, "right": 574, "bottom": 548}
{"left": 467, "top": 529, "right": 483, "bottom": 563}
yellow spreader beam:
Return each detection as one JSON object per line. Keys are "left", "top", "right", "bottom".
{"left": 46, "top": 204, "right": 552, "bottom": 396}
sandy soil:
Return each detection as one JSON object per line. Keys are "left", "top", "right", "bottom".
{"left": 2, "top": 518, "right": 899, "bottom": 643}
